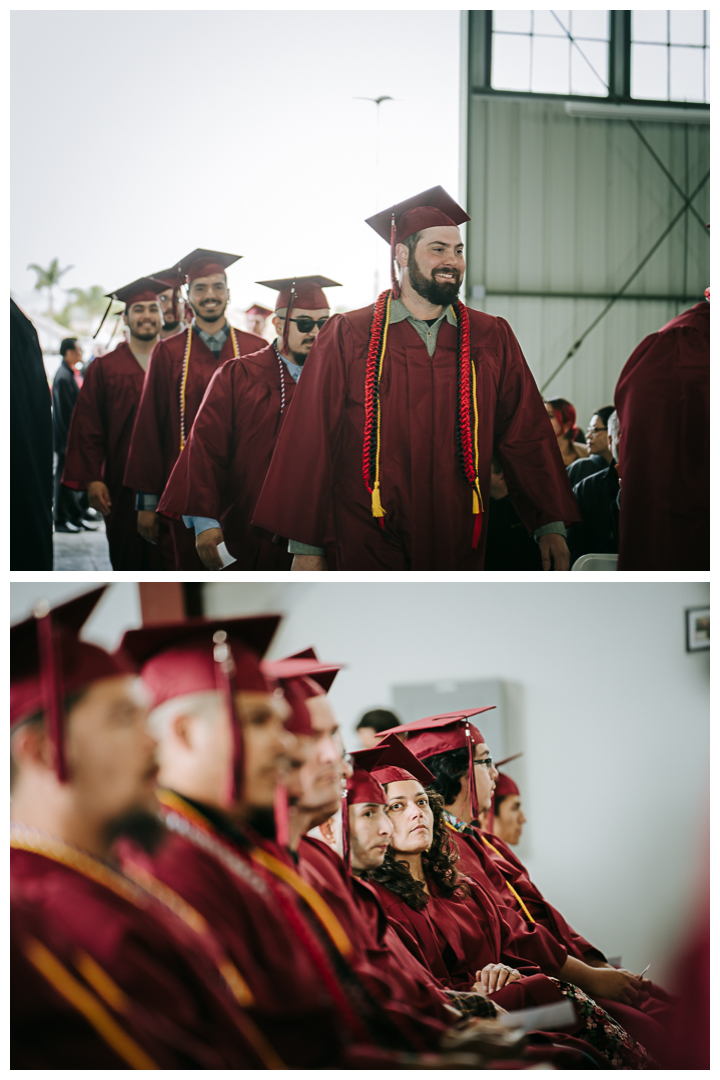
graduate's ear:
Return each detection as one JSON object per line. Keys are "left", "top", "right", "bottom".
{"left": 170, "top": 712, "right": 194, "bottom": 750}
{"left": 317, "top": 815, "right": 337, "bottom": 846}
{"left": 272, "top": 314, "right": 283, "bottom": 337}
{"left": 11, "top": 721, "right": 53, "bottom": 776}
{"left": 395, "top": 242, "right": 410, "bottom": 269}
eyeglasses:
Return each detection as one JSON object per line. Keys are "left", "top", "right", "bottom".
{"left": 285, "top": 316, "right": 329, "bottom": 333}
{"left": 474, "top": 756, "right": 494, "bottom": 769}
{"left": 586, "top": 426, "right": 608, "bottom": 436}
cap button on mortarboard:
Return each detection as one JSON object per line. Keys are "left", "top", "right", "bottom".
{"left": 33, "top": 600, "right": 51, "bottom": 619}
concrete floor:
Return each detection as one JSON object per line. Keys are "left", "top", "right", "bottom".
{"left": 53, "top": 522, "right": 113, "bottom": 570}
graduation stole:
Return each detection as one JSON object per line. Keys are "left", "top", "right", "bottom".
{"left": 157, "top": 791, "right": 366, "bottom": 1039}
{"left": 363, "top": 290, "right": 484, "bottom": 547}
{"left": 442, "top": 814, "right": 536, "bottom": 926}
{"left": 179, "top": 324, "right": 240, "bottom": 450}
{"left": 10, "top": 822, "right": 280, "bottom": 1065}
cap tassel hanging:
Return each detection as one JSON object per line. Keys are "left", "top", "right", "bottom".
{"left": 213, "top": 631, "right": 244, "bottom": 807}
{"left": 341, "top": 789, "right": 351, "bottom": 870}
{"left": 274, "top": 783, "right": 290, "bottom": 847}
{"left": 390, "top": 213, "right": 401, "bottom": 300}
{"left": 35, "top": 605, "right": 69, "bottom": 782}
{"left": 466, "top": 724, "right": 480, "bottom": 823}
{"left": 93, "top": 297, "right": 114, "bottom": 340}
{"left": 281, "top": 281, "right": 296, "bottom": 355}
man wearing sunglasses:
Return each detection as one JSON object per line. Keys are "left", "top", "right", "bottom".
{"left": 158, "top": 275, "right": 340, "bottom": 570}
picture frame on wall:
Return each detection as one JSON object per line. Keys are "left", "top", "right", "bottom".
{"left": 686, "top": 607, "right": 710, "bottom": 652}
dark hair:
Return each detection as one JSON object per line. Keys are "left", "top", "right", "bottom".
{"left": 356, "top": 708, "right": 401, "bottom": 735}
{"left": 368, "top": 789, "right": 466, "bottom": 910}
{"left": 396, "top": 230, "right": 422, "bottom": 259}
{"left": 422, "top": 746, "right": 469, "bottom": 807}
{"left": 591, "top": 405, "right": 615, "bottom": 430}
{"left": 60, "top": 337, "right": 78, "bottom": 357}
{"left": 545, "top": 397, "right": 579, "bottom": 443}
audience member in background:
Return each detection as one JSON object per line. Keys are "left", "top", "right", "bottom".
{"left": 156, "top": 282, "right": 187, "bottom": 340}
{"left": 614, "top": 294, "right": 709, "bottom": 571}
{"left": 484, "top": 457, "right": 543, "bottom": 571}
{"left": 492, "top": 773, "right": 526, "bottom": 847}
{"left": 567, "top": 406, "right": 615, "bottom": 487}
{"left": 544, "top": 398, "right": 589, "bottom": 468}
{"left": 245, "top": 303, "right": 272, "bottom": 338}
{"left": 567, "top": 411, "right": 620, "bottom": 566}
{"left": 52, "top": 338, "right": 97, "bottom": 534}
{"left": 10, "top": 300, "right": 53, "bottom": 570}
{"left": 356, "top": 708, "right": 401, "bottom": 749}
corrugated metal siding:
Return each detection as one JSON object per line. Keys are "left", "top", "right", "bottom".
{"left": 466, "top": 95, "right": 709, "bottom": 422}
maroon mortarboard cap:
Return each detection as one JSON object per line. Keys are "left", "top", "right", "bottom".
{"left": 379, "top": 709, "right": 496, "bottom": 822}
{"left": 93, "top": 276, "right": 167, "bottom": 339}
{"left": 495, "top": 772, "right": 520, "bottom": 801}
{"left": 347, "top": 746, "right": 389, "bottom": 805}
{"left": 365, "top": 186, "right": 469, "bottom": 299}
{"left": 171, "top": 248, "right": 241, "bottom": 285}
{"left": 245, "top": 303, "right": 273, "bottom": 317}
{"left": 11, "top": 587, "right": 136, "bottom": 782}
{"left": 262, "top": 651, "right": 344, "bottom": 736}
{"left": 119, "top": 615, "right": 280, "bottom": 807}
{"left": 256, "top": 276, "right": 341, "bottom": 353}
{"left": 257, "top": 275, "right": 341, "bottom": 312}
{"left": 371, "top": 732, "right": 436, "bottom": 787}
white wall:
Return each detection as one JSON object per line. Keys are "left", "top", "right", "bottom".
{"left": 10, "top": 582, "right": 141, "bottom": 651}
{"left": 208, "top": 580, "right": 709, "bottom": 979}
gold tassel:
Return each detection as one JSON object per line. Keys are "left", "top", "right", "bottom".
{"left": 371, "top": 482, "right": 387, "bottom": 518}
{"left": 472, "top": 489, "right": 479, "bottom": 514}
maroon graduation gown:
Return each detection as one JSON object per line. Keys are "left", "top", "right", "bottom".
{"left": 138, "top": 797, "right": 381, "bottom": 1067}
{"left": 253, "top": 306, "right": 579, "bottom": 570}
{"left": 123, "top": 324, "right": 265, "bottom": 569}
{"left": 614, "top": 301, "right": 709, "bottom": 570}
{"left": 296, "top": 836, "right": 452, "bottom": 1048}
{"left": 11, "top": 846, "right": 273, "bottom": 1068}
{"left": 61, "top": 342, "right": 170, "bottom": 570}
{"left": 158, "top": 344, "right": 294, "bottom": 570}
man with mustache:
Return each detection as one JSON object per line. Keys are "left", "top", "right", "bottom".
{"left": 10, "top": 589, "right": 272, "bottom": 1069}
{"left": 156, "top": 280, "right": 188, "bottom": 340}
{"left": 124, "top": 249, "right": 265, "bottom": 569}
{"left": 253, "top": 186, "right": 578, "bottom": 570}
{"left": 62, "top": 277, "right": 173, "bottom": 570}
{"left": 157, "top": 276, "right": 339, "bottom": 570}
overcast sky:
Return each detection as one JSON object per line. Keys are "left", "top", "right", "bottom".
{"left": 11, "top": 10, "right": 460, "bottom": 320}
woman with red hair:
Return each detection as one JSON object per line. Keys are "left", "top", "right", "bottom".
{"left": 544, "top": 398, "right": 589, "bottom": 467}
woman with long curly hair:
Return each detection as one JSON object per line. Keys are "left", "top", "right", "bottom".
{"left": 368, "top": 770, "right": 656, "bottom": 1069}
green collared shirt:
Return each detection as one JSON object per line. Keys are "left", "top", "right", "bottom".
{"left": 389, "top": 298, "right": 456, "bottom": 358}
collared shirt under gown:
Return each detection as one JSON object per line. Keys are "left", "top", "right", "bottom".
{"left": 123, "top": 323, "right": 265, "bottom": 569}
{"left": 62, "top": 341, "right": 168, "bottom": 570}
{"left": 158, "top": 342, "right": 294, "bottom": 570}
{"left": 614, "top": 301, "right": 709, "bottom": 570}
{"left": 252, "top": 304, "right": 579, "bottom": 570}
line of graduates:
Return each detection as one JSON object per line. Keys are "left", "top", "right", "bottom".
{"left": 12, "top": 589, "right": 706, "bottom": 1069}
{"left": 61, "top": 186, "right": 583, "bottom": 572}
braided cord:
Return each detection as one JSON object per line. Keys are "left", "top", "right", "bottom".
{"left": 179, "top": 325, "right": 193, "bottom": 451}
{"left": 454, "top": 301, "right": 483, "bottom": 548}
{"left": 362, "top": 289, "right": 392, "bottom": 522}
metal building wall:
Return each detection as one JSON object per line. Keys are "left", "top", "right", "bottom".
{"left": 465, "top": 93, "right": 709, "bottom": 424}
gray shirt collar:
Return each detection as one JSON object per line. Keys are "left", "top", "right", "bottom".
{"left": 388, "top": 298, "right": 457, "bottom": 358}
{"left": 193, "top": 318, "right": 230, "bottom": 353}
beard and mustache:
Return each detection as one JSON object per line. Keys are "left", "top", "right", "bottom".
{"left": 407, "top": 249, "right": 462, "bottom": 306}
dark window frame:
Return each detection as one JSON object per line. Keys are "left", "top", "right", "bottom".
{"left": 469, "top": 10, "right": 709, "bottom": 111}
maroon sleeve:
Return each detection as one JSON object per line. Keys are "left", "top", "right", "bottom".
{"left": 492, "top": 317, "right": 580, "bottom": 531}
{"left": 62, "top": 357, "right": 107, "bottom": 490}
{"left": 252, "top": 315, "right": 349, "bottom": 545}
{"left": 158, "top": 360, "right": 241, "bottom": 521}
{"left": 123, "top": 341, "right": 171, "bottom": 494}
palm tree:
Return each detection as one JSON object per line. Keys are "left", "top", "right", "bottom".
{"left": 26, "top": 258, "right": 74, "bottom": 315}
{"left": 67, "top": 285, "right": 113, "bottom": 318}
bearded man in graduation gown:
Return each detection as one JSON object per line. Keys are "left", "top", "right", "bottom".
{"left": 10, "top": 589, "right": 278, "bottom": 1069}
{"left": 614, "top": 296, "right": 709, "bottom": 570}
{"left": 62, "top": 278, "right": 172, "bottom": 571}
{"left": 252, "top": 186, "right": 578, "bottom": 571}
{"left": 157, "top": 276, "right": 339, "bottom": 571}
{"left": 123, "top": 249, "right": 265, "bottom": 570}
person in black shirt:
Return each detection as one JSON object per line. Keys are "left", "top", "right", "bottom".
{"left": 567, "top": 413, "right": 621, "bottom": 566}
{"left": 52, "top": 337, "right": 87, "bottom": 532}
